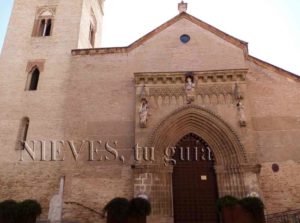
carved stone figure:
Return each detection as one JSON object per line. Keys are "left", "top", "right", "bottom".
{"left": 185, "top": 76, "right": 196, "bottom": 104}
{"left": 139, "top": 99, "right": 149, "bottom": 128}
{"left": 234, "top": 83, "right": 243, "bottom": 100}
{"left": 48, "top": 177, "right": 64, "bottom": 223}
{"left": 237, "top": 101, "right": 246, "bottom": 127}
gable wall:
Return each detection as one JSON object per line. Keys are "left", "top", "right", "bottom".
{"left": 128, "top": 18, "right": 246, "bottom": 72}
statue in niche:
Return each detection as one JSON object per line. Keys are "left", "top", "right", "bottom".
{"left": 185, "top": 73, "right": 196, "bottom": 104}
{"left": 139, "top": 98, "right": 149, "bottom": 128}
{"left": 237, "top": 101, "right": 247, "bottom": 127}
{"left": 234, "top": 83, "right": 243, "bottom": 100}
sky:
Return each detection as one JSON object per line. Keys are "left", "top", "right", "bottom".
{"left": 1, "top": 0, "right": 300, "bottom": 75}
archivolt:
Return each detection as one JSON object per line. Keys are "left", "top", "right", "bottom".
{"left": 148, "top": 105, "right": 247, "bottom": 165}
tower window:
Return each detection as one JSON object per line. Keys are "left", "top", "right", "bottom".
{"left": 38, "top": 19, "right": 52, "bottom": 36}
{"left": 18, "top": 117, "right": 30, "bottom": 150}
{"left": 89, "top": 24, "right": 96, "bottom": 47}
{"left": 32, "top": 8, "right": 55, "bottom": 37}
{"left": 89, "top": 9, "right": 97, "bottom": 48}
{"left": 26, "top": 68, "right": 40, "bottom": 91}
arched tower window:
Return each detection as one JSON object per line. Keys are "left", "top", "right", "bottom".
{"left": 89, "top": 24, "right": 96, "bottom": 47}
{"left": 38, "top": 19, "right": 52, "bottom": 36}
{"left": 17, "top": 117, "right": 30, "bottom": 150}
{"left": 32, "top": 8, "right": 55, "bottom": 37}
{"left": 89, "top": 10, "right": 97, "bottom": 47}
{"left": 26, "top": 67, "right": 40, "bottom": 91}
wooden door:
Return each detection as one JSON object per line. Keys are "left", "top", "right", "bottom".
{"left": 172, "top": 133, "right": 219, "bottom": 223}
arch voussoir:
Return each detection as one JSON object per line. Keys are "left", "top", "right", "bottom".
{"left": 148, "top": 105, "right": 247, "bottom": 166}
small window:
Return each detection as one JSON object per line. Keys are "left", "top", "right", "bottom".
{"left": 17, "top": 117, "right": 30, "bottom": 150}
{"left": 89, "top": 9, "right": 97, "bottom": 48}
{"left": 38, "top": 18, "right": 52, "bottom": 37}
{"left": 32, "top": 8, "right": 55, "bottom": 37}
{"left": 26, "top": 68, "right": 40, "bottom": 91}
{"left": 89, "top": 24, "right": 96, "bottom": 47}
{"left": 180, "top": 34, "right": 190, "bottom": 43}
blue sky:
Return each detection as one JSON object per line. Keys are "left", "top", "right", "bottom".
{"left": 1, "top": 0, "right": 300, "bottom": 75}
{"left": 0, "top": 0, "right": 13, "bottom": 52}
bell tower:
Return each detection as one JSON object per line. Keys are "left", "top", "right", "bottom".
{"left": 1, "top": 0, "right": 105, "bottom": 59}
{"left": 0, "top": 0, "right": 105, "bottom": 165}
{"left": 0, "top": 0, "right": 105, "bottom": 220}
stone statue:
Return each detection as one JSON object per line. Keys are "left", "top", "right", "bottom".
{"left": 185, "top": 76, "right": 195, "bottom": 104}
{"left": 234, "top": 83, "right": 243, "bottom": 100}
{"left": 48, "top": 177, "right": 64, "bottom": 223}
{"left": 237, "top": 101, "right": 246, "bottom": 127}
{"left": 139, "top": 99, "right": 149, "bottom": 128}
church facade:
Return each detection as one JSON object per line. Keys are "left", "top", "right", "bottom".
{"left": 0, "top": 0, "right": 300, "bottom": 222}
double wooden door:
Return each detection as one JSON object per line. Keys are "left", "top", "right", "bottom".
{"left": 172, "top": 133, "right": 219, "bottom": 223}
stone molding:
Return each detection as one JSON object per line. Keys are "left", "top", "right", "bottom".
{"left": 147, "top": 104, "right": 247, "bottom": 164}
{"left": 35, "top": 5, "right": 57, "bottom": 18}
{"left": 26, "top": 59, "right": 45, "bottom": 72}
{"left": 148, "top": 84, "right": 233, "bottom": 96}
{"left": 135, "top": 69, "right": 247, "bottom": 85}
{"left": 135, "top": 70, "right": 246, "bottom": 107}
{"left": 147, "top": 84, "right": 235, "bottom": 105}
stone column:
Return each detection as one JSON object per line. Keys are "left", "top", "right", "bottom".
{"left": 215, "top": 164, "right": 262, "bottom": 198}
{"left": 215, "top": 165, "right": 247, "bottom": 198}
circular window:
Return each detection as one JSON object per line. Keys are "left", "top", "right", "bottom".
{"left": 180, "top": 34, "right": 190, "bottom": 43}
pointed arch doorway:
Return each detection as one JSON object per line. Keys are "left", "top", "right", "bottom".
{"left": 133, "top": 106, "right": 260, "bottom": 223}
{"left": 172, "top": 133, "right": 219, "bottom": 223}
